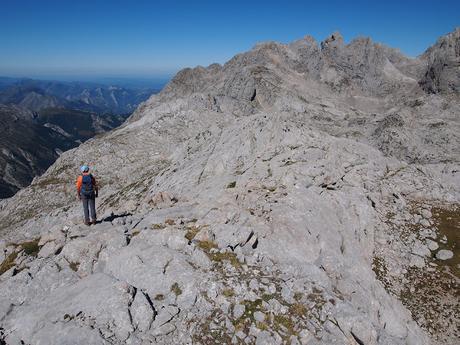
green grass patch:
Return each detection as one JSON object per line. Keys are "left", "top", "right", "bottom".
{"left": 256, "top": 321, "right": 269, "bottom": 331}
{"left": 289, "top": 302, "right": 308, "bottom": 318}
{"left": 151, "top": 223, "right": 166, "bottom": 230}
{"left": 242, "top": 299, "right": 263, "bottom": 317}
{"left": 431, "top": 206, "right": 460, "bottom": 277}
{"left": 293, "top": 292, "right": 303, "bottom": 301}
{"left": 69, "top": 261, "right": 80, "bottom": 272}
{"left": 196, "top": 240, "right": 241, "bottom": 268}
{"left": 222, "top": 288, "right": 235, "bottom": 298}
{"left": 209, "top": 251, "right": 241, "bottom": 268}
{"left": 0, "top": 238, "right": 41, "bottom": 275}
{"left": 164, "top": 219, "right": 175, "bottom": 226}
{"left": 171, "top": 282, "right": 182, "bottom": 296}
{"left": 0, "top": 251, "right": 19, "bottom": 275}
{"left": 20, "top": 238, "right": 41, "bottom": 256}
{"left": 226, "top": 181, "right": 236, "bottom": 189}
{"left": 274, "top": 314, "right": 296, "bottom": 335}
{"left": 261, "top": 293, "right": 276, "bottom": 302}
{"left": 232, "top": 299, "right": 264, "bottom": 330}
{"left": 185, "top": 226, "right": 201, "bottom": 241}
{"left": 307, "top": 287, "right": 326, "bottom": 309}
{"left": 154, "top": 294, "right": 165, "bottom": 301}
{"left": 197, "top": 240, "right": 218, "bottom": 252}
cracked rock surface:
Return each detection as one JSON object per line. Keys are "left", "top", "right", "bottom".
{"left": 0, "top": 29, "right": 459, "bottom": 344}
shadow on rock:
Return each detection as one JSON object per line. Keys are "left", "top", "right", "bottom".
{"left": 101, "top": 212, "right": 133, "bottom": 223}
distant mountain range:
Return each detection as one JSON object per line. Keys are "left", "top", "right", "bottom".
{"left": 0, "top": 77, "right": 160, "bottom": 114}
{"left": 0, "top": 77, "right": 162, "bottom": 198}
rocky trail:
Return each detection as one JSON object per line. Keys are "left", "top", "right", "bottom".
{"left": 0, "top": 29, "right": 459, "bottom": 344}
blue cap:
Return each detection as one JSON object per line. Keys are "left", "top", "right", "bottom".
{"left": 80, "top": 165, "right": 89, "bottom": 173}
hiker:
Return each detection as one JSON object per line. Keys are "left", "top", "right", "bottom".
{"left": 76, "top": 165, "right": 98, "bottom": 225}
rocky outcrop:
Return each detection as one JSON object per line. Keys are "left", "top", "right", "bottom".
{"left": 0, "top": 30, "right": 459, "bottom": 344}
{"left": 420, "top": 28, "right": 460, "bottom": 94}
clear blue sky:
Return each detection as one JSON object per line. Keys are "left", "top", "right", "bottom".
{"left": 0, "top": 0, "right": 458, "bottom": 80}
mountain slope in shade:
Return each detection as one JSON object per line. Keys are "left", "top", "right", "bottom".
{"left": 0, "top": 105, "right": 74, "bottom": 197}
{"left": 0, "top": 105, "right": 130, "bottom": 198}
{"left": 0, "top": 30, "right": 459, "bottom": 345}
{"left": 0, "top": 78, "right": 160, "bottom": 198}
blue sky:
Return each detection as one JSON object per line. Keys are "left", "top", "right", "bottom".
{"left": 0, "top": 0, "right": 458, "bottom": 80}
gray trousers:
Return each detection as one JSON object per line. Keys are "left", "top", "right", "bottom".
{"left": 81, "top": 196, "right": 96, "bottom": 222}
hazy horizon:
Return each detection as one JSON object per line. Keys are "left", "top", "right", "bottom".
{"left": 0, "top": 74, "right": 171, "bottom": 89}
{"left": 1, "top": 0, "right": 459, "bottom": 79}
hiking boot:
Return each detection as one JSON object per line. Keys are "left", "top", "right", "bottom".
{"left": 91, "top": 220, "right": 97, "bottom": 225}
{"left": 84, "top": 221, "right": 91, "bottom": 226}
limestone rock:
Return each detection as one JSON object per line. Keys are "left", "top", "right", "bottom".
{"left": 436, "top": 249, "right": 454, "bottom": 261}
{"left": 233, "top": 304, "right": 245, "bottom": 319}
{"left": 426, "top": 239, "right": 439, "bottom": 251}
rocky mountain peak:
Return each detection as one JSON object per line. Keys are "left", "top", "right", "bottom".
{"left": 134, "top": 31, "right": 431, "bottom": 125}
{"left": 320, "top": 31, "right": 344, "bottom": 49}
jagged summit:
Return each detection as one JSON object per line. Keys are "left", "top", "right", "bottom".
{"left": 0, "top": 30, "right": 459, "bottom": 344}
{"left": 132, "top": 30, "right": 443, "bottom": 125}
{"left": 320, "top": 31, "right": 344, "bottom": 49}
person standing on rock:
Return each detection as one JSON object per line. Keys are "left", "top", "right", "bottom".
{"left": 76, "top": 165, "right": 98, "bottom": 225}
